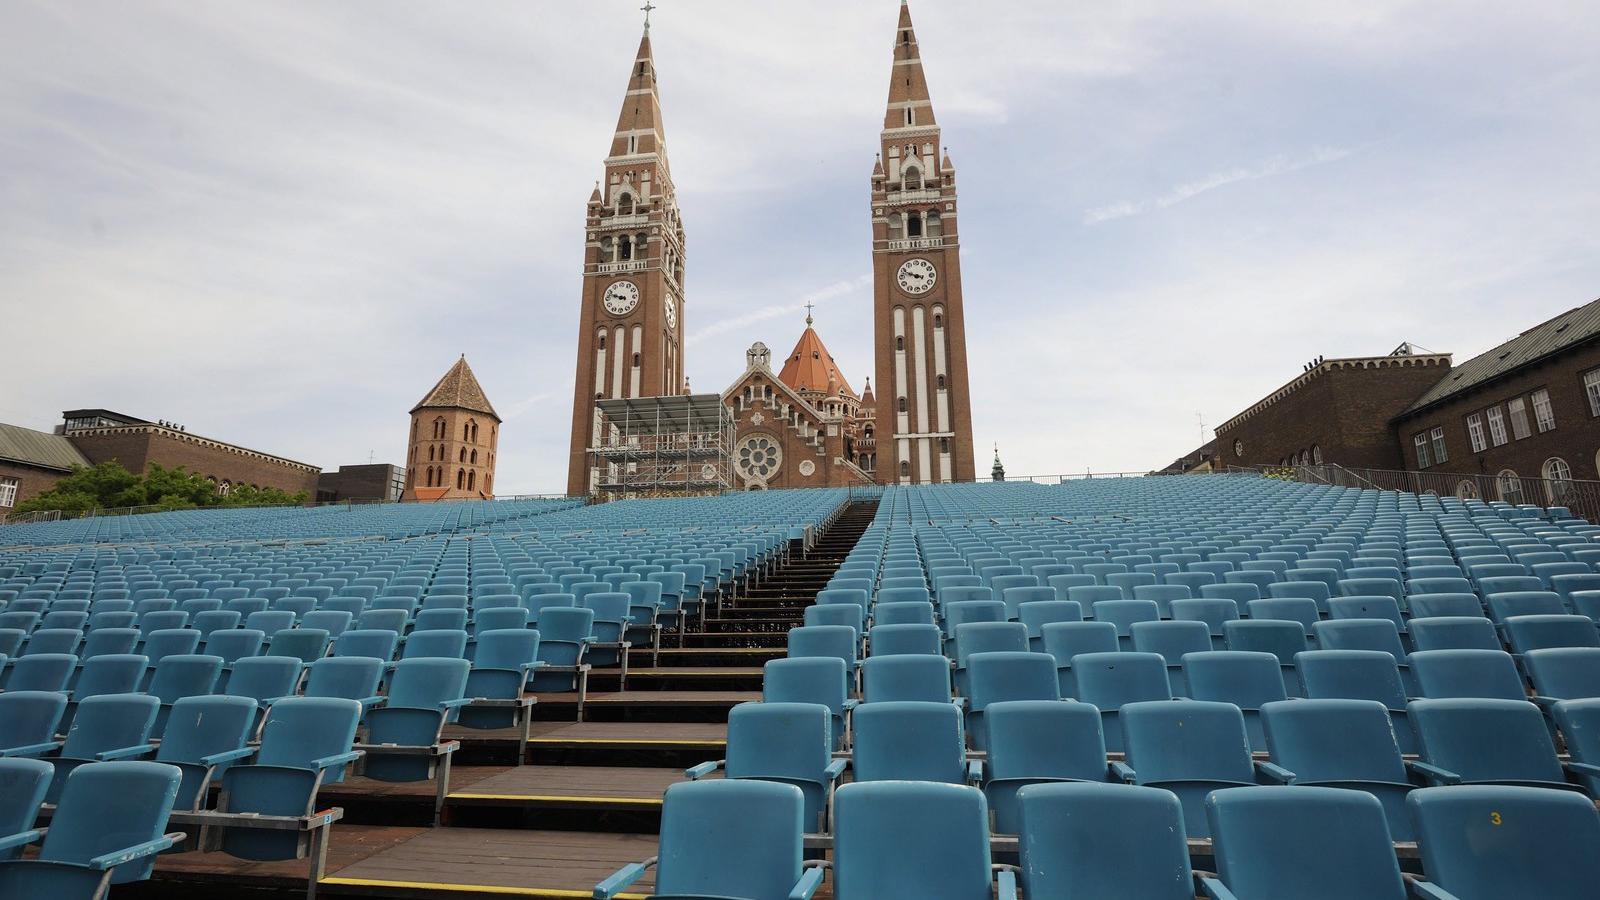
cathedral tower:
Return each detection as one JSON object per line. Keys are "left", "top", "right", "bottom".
{"left": 402, "top": 355, "right": 501, "bottom": 501}
{"left": 870, "top": 0, "right": 976, "bottom": 483}
{"left": 566, "top": 21, "right": 687, "bottom": 496}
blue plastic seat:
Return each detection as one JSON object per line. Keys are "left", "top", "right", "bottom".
{"left": 44, "top": 693, "right": 160, "bottom": 805}
{"left": 851, "top": 701, "right": 969, "bottom": 784}
{"left": 593, "top": 780, "right": 822, "bottom": 900}
{"left": 1258, "top": 698, "right": 1416, "bottom": 840}
{"left": 1504, "top": 615, "right": 1600, "bottom": 656}
{"left": 1408, "top": 698, "right": 1580, "bottom": 793}
{"left": 981, "top": 699, "right": 1110, "bottom": 834}
{"left": 1183, "top": 650, "right": 1288, "bottom": 751}
{"left": 0, "top": 760, "right": 183, "bottom": 894}
{"left": 861, "top": 654, "right": 952, "bottom": 704}
{"left": 0, "top": 691, "right": 68, "bottom": 759}
{"left": 530, "top": 607, "right": 594, "bottom": 695}
{"left": 1073, "top": 651, "right": 1171, "bottom": 752}
{"left": 1040, "top": 621, "right": 1118, "bottom": 697}
{"left": 1410, "top": 649, "right": 1525, "bottom": 700}
{"left": 1014, "top": 782, "right": 1192, "bottom": 900}
{"left": 1116, "top": 700, "right": 1259, "bottom": 838}
{"left": 866, "top": 623, "right": 941, "bottom": 657}
{"left": 459, "top": 628, "right": 542, "bottom": 730}
{"left": 146, "top": 654, "right": 224, "bottom": 738}
{"left": 300, "top": 610, "right": 352, "bottom": 637}
{"left": 953, "top": 622, "right": 1029, "bottom": 694}
{"left": 223, "top": 656, "right": 304, "bottom": 709}
{"left": 1408, "top": 593, "right": 1484, "bottom": 619}
{"left": 942, "top": 600, "right": 1005, "bottom": 639}
{"left": 1201, "top": 786, "right": 1406, "bottom": 900}
{"left": 1297, "top": 649, "right": 1417, "bottom": 753}
{"left": 1089, "top": 599, "right": 1157, "bottom": 651}
{"left": 156, "top": 694, "right": 258, "bottom": 809}
{"left": 23, "top": 629, "right": 81, "bottom": 657}
{"left": 1131, "top": 620, "right": 1211, "bottom": 696}
{"left": 333, "top": 628, "right": 398, "bottom": 661}
{"left": 362, "top": 657, "right": 470, "bottom": 785}
{"left": 1224, "top": 619, "right": 1309, "bottom": 696}
{"left": 264, "top": 628, "right": 330, "bottom": 664}
{"left": 1488, "top": 591, "right": 1568, "bottom": 623}
{"left": 303, "top": 657, "right": 384, "bottom": 707}
{"left": 687, "top": 702, "right": 844, "bottom": 833}
{"left": 1407, "top": 785, "right": 1600, "bottom": 900}
{"left": 763, "top": 657, "right": 854, "bottom": 752}
{"left": 400, "top": 628, "right": 468, "bottom": 660}
{"left": 0, "top": 757, "right": 51, "bottom": 860}
{"left": 1526, "top": 647, "right": 1600, "bottom": 703}
{"left": 1551, "top": 698, "right": 1600, "bottom": 795}
{"left": 6, "top": 653, "right": 77, "bottom": 692}
{"left": 873, "top": 601, "right": 936, "bottom": 627}
{"left": 787, "top": 625, "right": 858, "bottom": 675}
{"left": 1408, "top": 616, "right": 1500, "bottom": 652}
{"left": 965, "top": 651, "right": 1059, "bottom": 751}
{"left": 831, "top": 782, "right": 1004, "bottom": 900}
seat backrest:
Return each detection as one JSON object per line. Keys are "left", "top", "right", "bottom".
{"left": 75, "top": 653, "right": 148, "bottom": 698}
{"left": 1525, "top": 647, "right": 1600, "bottom": 700}
{"left": 1017, "top": 782, "right": 1193, "bottom": 900}
{"left": 1184, "top": 650, "right": 1287, "bottom": 707}
{"left": 6, "top": 653, "right": 76, "bottom": 692}
{"left": 305, "top": 656, "right": 384, "bottom": 701}
{"left": 157, "top": 695, "right": 257, "bottom": 764}
{"left": 1223, "top": 619, "right": 1308, "bottom": 663}
{"left": 852, "top": 701, "right": 965, "bottom": 784}
{"left": 967, "top": 651, "right": 1059, "bottom": 710}
{"left": 223, "top": 655, "right": 303, "bottom": 702}
{"left": 537, "top": 607, "right": 595, "bottom": 644}
{"left": 473, "top": 628, "right": 540, "bottom": 669}
{"left": 1122, "top": 699, "right": 1255, "bottom": 783}
{"left": 1130, "top": 620, "right": 1211, "bottom": 664}
{"left": 985, "top": 699, "right": 1107, "bottom": 782}
{"left": 38, "top": 761, "right": 181, "bottom": 867}
{"left": 1410, "top": 649, "right": 1525, "bottom": 700}
{"left": 1410, "top": 698, "right": 1564, "bottom": 784}
{"left": 804, "top": 603, "right": 863, "bottom": 632}
{"left": 356, "top": 609, "right": 408, "bottom": 634}
{"left": 386, "top": 657, "right": 471, "bottom": 710}
{"left": 654, "top": 780, "right": 807, "bottom": 900}
{"left": 1408, "top": 785, "right": 1600, "bottom": 900}
{"left": 62, "top": 693, "right": 160, "bottom": 758}
{"left": 301, "top": 610, "right": 353, "bottom": 635}
{"left": 333, "top": 628, "right": 399, "bottom": 661}
{"left": 474, "top": 608, "right": 529, "bottom": 633}
{"left": 1040, "top": 621, "right": 1119, "bottom": 667}
{"left": 1297, "top": 649, "right": 1407, "bottom": 709}
{"left": 1089, "top": 599, "right": 1158, "bottom": 635}
{"left": 1487, "top": 591, "right": 1568, "bottom": 622}
{"left": 0, "top": 691, "right": 68, "bottom": 751}
{"left": 862, "top": 654, "right": 951, "bottom": 703}
{"left": 724, "top": 702, "right": 830, "bottom": 783}
{"left": 1313, "top": 618, "right": 1407, "bottom": 660}
{"left": 0, "top": 757, "right": 52, "bottom": 837}
{"left": 832, "top": 782, "right": 993, "bottom": 900}
{"left": 1207, "top": 786, "right": 1405, "bottom": 899}
{"left": 401, "top": 628, "right": 468, "bottom": 660}
{"left": 1408, "top": 617, "right": 1500, "bottom": 653}
{"left": 954, "top": 622, "right": 1029, "bottom": 665}
{"left": 256, "top": 697, "right": 362, "bottom": 768}
{"left": 1260, "top": 698, "right": 1407, "bottom": 783}
{"left": 874, "top": 601, "right": 936, "bottom": 626}
{"left": 1504, "top": 615, "right": 1600, "bottom": 654}
{"left": 865, "top": 623, "right": 941, "bottom": 657}
{"left": 786, "top": 625, "right": 857, "bottom": 667}
{"left": 763, "top": 657, "right": 848, "bottom": 716}
{"left": 148, "top": 654, "right": 224, "bottom": 703}
{"left": 413, "top": 608, "right": 469, "bottom": 632}
{"left": 1408, "top": 593, "right": 1484, "bottom": 619}
{"left": 1073, "top": 651, "right": 1171, "bottom": 709}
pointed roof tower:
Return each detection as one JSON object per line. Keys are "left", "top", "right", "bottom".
{"left": 609, "top": 24, "right": 671, "bottom": 179}
{"left": 778, "top": 310, "right": 858, "bottom": 401}
{"left": 991, "top": 444, "right": 1006, "bottom": 482}
{"left": 412, "top": 355, "right": 500, "bottom": 420}
{"left": 883, "top": 0, "right": 938, "bottom": 132}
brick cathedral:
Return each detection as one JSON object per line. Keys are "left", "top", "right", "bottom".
{"left": 564, "top": 2, "right": 977, "bottom": 494}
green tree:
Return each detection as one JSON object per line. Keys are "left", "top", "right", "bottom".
{"left": 8, "top": 460, "right": 306, "bottom": 517}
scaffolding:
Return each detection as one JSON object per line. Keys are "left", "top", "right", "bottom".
{"left": 588, "top": 394, "right": 735, "bottom": 499}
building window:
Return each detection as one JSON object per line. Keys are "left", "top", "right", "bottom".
{"left": 1430, "top": 427, "right": 1448, "bottom": 465}
{"left": 0, "top": 477, "right": 16, "bottom": 508}
{"left": 457, "top": 469, "right": 466, "bottom": 490}
{"left": 1497, "top": 469, "right": 1523, "bottom": 504}
{"left": 1466, "top": 413, "right": 1486, "bottom": 453}
{"left": 1413, "top": 433, "right": 1431, "bottom": 469}
{"left": 1485, "top": 406, "right": 1508, "bottom": 447}
{"left": 1543, "top": 457, "right": 1573, "bottom": 506}
{"left": 1312, "top": 445, "right": 1323, "bottom": 464}
{"left": 1455, "top": 479, "right": 1478, "bottom": 500}
{"left": 900, "top": 460, "right": 910, "bottom": 477}
{"left": 1532, "top": 388, "right": 1556, "bottom": 432}
{"left": 1507, "top": 397, "right": 1531, "bottom": 440}
{"left": 470, "top": 449, "right": 477, "bottom": 464}
{"left": 897, "top": 397, "right": 907, "bottom": 413}
{"left": 468, "top": 470, "right": 476, "bottom": 491}
{"left": 1233, "top": 439, "right": 1244, "bottom": 458}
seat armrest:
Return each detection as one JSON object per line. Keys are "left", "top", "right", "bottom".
{"left": 0, "top": 741, "right": 63, "bottom": 758}
{"left": 685, "top": 760, "right": 724, "bottom": 780}
{"left": 200, "top": 746, "right": 257, "bottom": 767}
{"left": 520, "top": 661, "right": 548, "bottom": 672}
{"left": 950, "top": 697, "right": 968, "bottom": 711}
{"left": 1198, "top": 875, "right": 1241, "bottom": 900}
{"left": 1254, "top": 761, "right": 1296, "bottom": 784}
{"left": 0, "top": 829, "right": 43, "bottom": 854}
{"left": 790, "top": 861, "right": 829, "bottom": 900}
{"left": 87, "top": 832, "right": 184, "bottom": 870}
{"left": 1406, "top": 760, "right": 1461, "bottom": 785}
{"left": 966, "top": 759, "right": 984, "bottom": 785}
{"left": 824, "top": 758, "right": 848, "bottom": 781}
{"left": 1110, "top": 760, "right": 1137, "bottom": 784}
{"left": 359, "top": 695, "right": 386, "bottom": 710}
{"left": 593, "top": 856, "right": 657, "bottom": 899}
{"left": 1565, "top": 761, "right": 1600, "bottom": 778}
{"left": 95, "top": 743, "right": 156, "bottom": 762}
{"left": 1531, "top": 695, "right": 1559, "bottom": 709}
{"left": 438, "top": 698, "right": 474, "bottom": 710}
{"left": 843, "top": 699, "right": 859, "bottom": 711}
{"left": 1408, "top": 875, "right": 1464, "bottom": 900}
{"left": 312, "top": 749, "right": 365, "bottom": 771}
{"left": 994, "top": 865, "right": 1020, "bottom": 900}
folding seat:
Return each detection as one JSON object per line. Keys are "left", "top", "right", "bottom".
{"left": 529, "top": 607, "right": 594, "bottom": 711}
{"left": 38, "top": 610, "right": 87, "bottom": 632}
{"left": 1070, "top": 585, "right": 1127, "bottom": 609}
{"left": 1091, "top": 599, "right": 1159, "bottom": 651}
{"left": 1114, "top": 700, "right": 1260, "bottom": 838}
{"left": 271, "top": 597, "right": 317, "bottom": 620}
{"left": 1201, "top": 583, "right": 1260, "bottom": 610}
{"left": 1298, "top": 648, "right": 1417, "bottom": 752}
{"left": 42, "top": 693, "right": 160, "bottom": 804}
{"left": 1550, "top": 573, "right": 1600, "bottom": 605}
{"left": 1404, "top": 785, "right": 1598, "bottom": 900}
{"left": 526, "top": 591, "right": 577, "bottom": 623}
{"left": 873, "top": 601, "right": 936, "bottom": 626}
{"left": 355, "top": 608, "right": 408, "bottom": 635}
{"left": 1073, "top": 651, "right": 1171, "bottom": 752}
{"left": 1487, "top": 591, "right": 1567, "bottom": 623}
{"left": 1258, "top": 698, "right": 1416, "bottom": 840}
{"left": 0, "top": 760, "right": 183, "bottom": 894}
{"left": 322, "top": 597, "right": 367, "bottom": 618}
{"left": 999, "top": 586, "right": 1055, "bottom": 622}
{"left": 1408, "top": 616, "right": 1499, "bottom": 653}
{"left": 188, "top": 609, "right": 242, "bottom": 642}
{"left": 1133, "top": 584, "right": 1192, "bottom": 618}
{"left": 0, "top": 757, "right": 51, "bottom": 861}
{"left": 87, "top": 610, "right": 137, "bottom": 631}
{"left": 1533, "top": 561, "right": 1592, "bottom": 590}
{"left": 359, "top": 657, "right": 467, "bottom": 816}
{"left": 1183, "top": 650, "right": 1288, "bottom": 751}
{"left": 1407, "top": 576, "right": 1474, "bottom": 597}
{"left": 1407, "top": 593, "right": 1483, "bottom": 619}
{"left": 0, "top": 691, "right": 68, "bottom": 758}
{"left": 1224, "top": 619, "right": 1308, "bottom": 696}
{"left": 1408, "top": 698, "right": 1580, "bottom": 794}
{"left": 952, "top": 622, "right": 1028, "bottom": 694}
{"left": 156, "top": 694, "right": 259, "bottom": 810}
{"left": 21, "top": 626, "right": 82, "bottom": 657}
{"left": 299, "top": 610, "right": 352, "bottom": 638}
{"left": 70, "top": 652, "right": 146, "bottom": 703}
{"left": 136, "top": 610, "right": 187, "bottom": 635}
{"left": 1040, "top": 621, "right": 1118, "bottom": 697}
{"left": 223, "top": 656, "right": 304, "bottom": 712}
{"left": 787, "top": 624, "right": 858, "bottom": 677}
{"left": 688, "top": 702, "right": 844, "bottom": 833}
{"left": 1525, "top": 647, "right": 1600, "bottom": 705}
{"left": 965, "top": 651, "right": 1059, "bottom": 751}
{"left": 1504, "top": 615, "right": 1600, "bottom": 659}
{"left": 263, "top": 628, "right": 330, "bottom": 665}
{"left": 1014, "top": 782, "right": 1194, "bottom": 900}
{"left": 412, "top": 608, "right": 469, "bottom": 634}
{"left": 1410, "top": 649, "right": 1524, "bottom": 700}
{"left": 1312, "top": 617, "right": 1416, "bottom": 689}
{"left": 764, "top": 657, "right": 854, "bottom": 752}
{"left": 303, "top": 656, "right": 384, "bottom": 708}
{"left": 1130, "top": 620, "right": 1210, "bottom": 696}
{"left": 865, "top": 623, "right": 941, "bottom": 657}
{"left": 146, "top": 654, "right": 223, "bottom": 738}
{"left": 1201, "top": 786, "right": 1406, "bottom": 900}
{"left": 204, "top": 628, "right": 265, "bottom": 670}
{"left": 594, "top": 779, "right": 822, "bottom": 900}
{"left": 1044, "top": 573, "right": 1095, "bottom": 601}
{"left": 223, "top": 597, "right": 269, "bottom": 618}
{"left": 979, "top": 699, "right": 1110, "bottom": 834}
{"left": 861, "top": 654, "right": 952, "bottom": 704}
{"left": 1107, "top": 572, "right": 1158, "bottom": 597}
{"left": 831, "top": 782, "right": 1006, "bottom": 899}
{"left": 850, "top": 701, "right": 970, "bottom": 784}
{"left": 805, "top": 602, "right": 865, "bottom": 637}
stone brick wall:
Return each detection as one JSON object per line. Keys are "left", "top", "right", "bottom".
{"left": 69, "top": 426, "right": 319, "bottom": 496}
{"left": 0, "top": 461, "right": 69, "bottom": 513}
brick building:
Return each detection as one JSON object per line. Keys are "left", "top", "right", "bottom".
{"left": 318, "top": 464, "right": 406, "bottom": 503}
{"left": 401, "top": 356, "right": 501, "bottom": 502}
{"left": 1393, "top": 299, "right": 1600, "bottom": 504}
{"left": 61, "top": 409, "right": 320, "bottom": 497}
{"left": 0, "top": 423, "right": 92, "bottom": 516}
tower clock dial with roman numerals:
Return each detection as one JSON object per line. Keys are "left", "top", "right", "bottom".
{"left": 664, "top": 296, "right": 677, "bottom": 330}
{"left": 603, "top": 280, "right": 640, "bottom": 316}
{"left": 896, "top": 258, "right": 937, "bottom": 295}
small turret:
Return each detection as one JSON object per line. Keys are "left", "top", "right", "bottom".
{"left": 991, "top": 444, "right": 1006, "bottom": 482}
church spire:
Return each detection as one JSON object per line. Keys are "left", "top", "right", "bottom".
{"left": 610, "top": 24, "right": 670, "bottom": 177}
{"left": 883, "top": 0, "right": 938, "bottom": 133}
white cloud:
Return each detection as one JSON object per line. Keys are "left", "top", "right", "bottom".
{"left": 1084, "top": 146, "right": 1354, "bottom": 224}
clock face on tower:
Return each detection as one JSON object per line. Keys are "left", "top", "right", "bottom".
{"left": 603, "top": 280, "right": 640, "bottom": 316}
{"left": 664, "top": 296, "right": 677, "bottom": 331}
{"left": 896, "top": 258, "right": 937, "bottom": 295}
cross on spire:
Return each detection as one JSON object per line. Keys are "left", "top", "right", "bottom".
{"left": 640, "top": 1, "right": 656, "bottom": 32}
{"left": 804, "top": 300, "right": 815, "bottom": 326}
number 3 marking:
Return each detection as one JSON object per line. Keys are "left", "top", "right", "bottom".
{"left": 1490, "top": 811, "right": 1502, "bottom": 825}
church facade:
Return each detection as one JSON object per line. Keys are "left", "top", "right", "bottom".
{"left": 565, "top": 1, "right": 974, "bottom": 494}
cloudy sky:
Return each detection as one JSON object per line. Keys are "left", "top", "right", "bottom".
{"left": 3, "top": 1, "right": 1597, "bottom": 490}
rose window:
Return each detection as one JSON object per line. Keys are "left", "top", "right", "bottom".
{"left": 737, "top": 436, "right": 782, "bottom": 481}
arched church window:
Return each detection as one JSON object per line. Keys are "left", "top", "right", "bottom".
{"left": 633, "top": 352, "right": 641, "bottom": 366}
{"left": 937, "top": 375, "right": 946, "bottom": 389}
{"left": 887, "top": 213, "right": 903, "bottom": 240}
{"left": 904, "top": 165, "right": 923, "bottom": 191}
{"left": 411, "top": 421, "right": 417, "bottom": 439}
{"left": 896, "top": 336, "right": 904, "bottom": 351}
{"left": 457, "top": 469, "right": 465, "bottom": 490}
{"left": 468, "top": 470, "right": 476, "bottom": 491}
{"left": 933, "top": 313, "right": 943, "bottom": 328}
{"left": 620, "top": 236, "right": 632, "bottom": 261}
{"left": 471, "top": 422, "right": 479, "bottom": 443}
{"left": 600, "top": 237, "right": 614, "bottom": 262}
{"left": 617, "top": 193, "right": 633, "bottom": 215}
{"left": 463, "top": 423, "right": 470, "bottom": 441}
{"left": 900, "top": 460, "right": 910, "bottom": 477}
{"left": 471, "top": 449, "right": 477, "bottom": 464}
{"left": 907, "top": 211, "right": 923, "bottom": 238}
{"left": 459, "top": 448, "right": 467, "bottom": 463}
{"left": 428, "top": 446, "right": 435, "bottom": 461}
{"left": 898, "top": 397, "right": 907, "bottom": 413}
{"left": 926, "top": 211, "right": 943, "bottom": 238}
